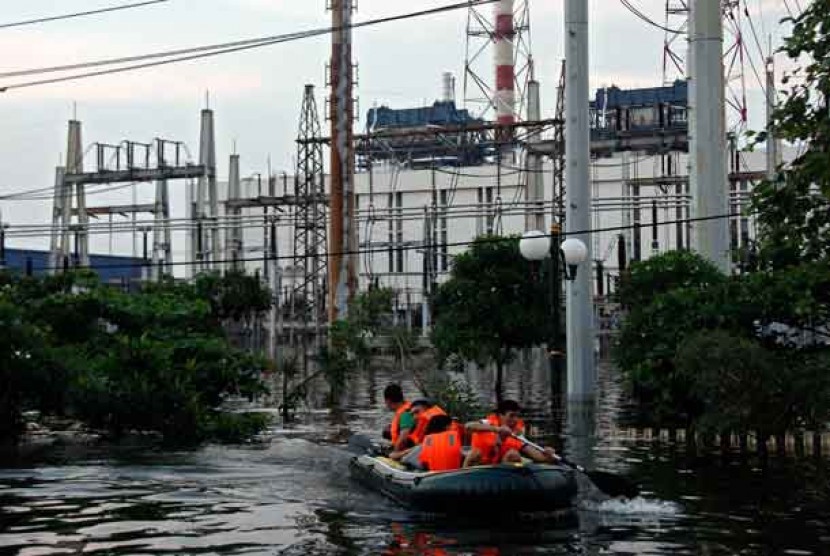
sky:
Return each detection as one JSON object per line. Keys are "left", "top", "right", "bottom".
{"left": 0, "top": 0, "right": 795, "bottom": 254}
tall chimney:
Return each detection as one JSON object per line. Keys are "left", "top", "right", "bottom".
{"left": 494, "top": 0, "right": 515, "bottom": 126}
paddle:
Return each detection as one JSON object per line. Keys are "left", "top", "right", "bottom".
{"left": 514, "top": 434, "right": 640, "bottom": 499}
{"left": 347, "top": 434, "right": 386, "bottom": 456}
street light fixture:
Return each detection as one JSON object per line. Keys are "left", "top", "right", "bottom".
{"left": 520, "top": 227, "right": 588, "bottom": 404}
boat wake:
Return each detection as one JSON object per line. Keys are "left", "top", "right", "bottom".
{"left": 580, "top": 496, "right": 683, "bottom": 517}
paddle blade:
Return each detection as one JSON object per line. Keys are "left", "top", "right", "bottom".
{"left": 347, "top": 434, "right": 378, "bottom": 455}
{"left": 584, "top": 470, "right": 640, "bottom": 499}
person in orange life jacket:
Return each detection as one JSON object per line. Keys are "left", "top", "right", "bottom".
{"left": 383, "top": 384, "right": 416, "bottom": 452}
{"left": 388, "top": 399, "right": 446, "bottom": 463}
{"left": 391, "top": 414, "right": 463, "bottom": 471}
{"left": 418, "top": 415, "right": 463, "bottom": 471}
{"left": 408, "top": 399, "right": 449, "bottom": 444}
{"left": 463, "top": 399, "right": 557, "bottom": 467}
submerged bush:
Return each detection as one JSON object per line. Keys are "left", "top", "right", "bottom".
{"left": 0, "top": 270, "right": 270, "bottom": 445}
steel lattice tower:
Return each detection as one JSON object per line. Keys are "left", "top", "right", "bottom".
{"left": 662, "top": 0, "right": 749, "bottom": 132}
{"left": 463, "top": 0, "right": 533, "bottom": 123}
{"left": 294, "top": 84, "right": 328, "bottom": 346}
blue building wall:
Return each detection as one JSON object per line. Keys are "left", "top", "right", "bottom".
{"left": 2, "top": 248, "right": 144, "bottom": 282}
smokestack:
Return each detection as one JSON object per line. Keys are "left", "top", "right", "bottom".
{"left": 442, "top": 71, "right": 455, "bottom": 103}
{"left": 494, "top": 0, "right": 515, "bottom": 126}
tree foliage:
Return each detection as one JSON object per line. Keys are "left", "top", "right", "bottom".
{"left": 752, "top": 1, "right": 830, "bottom": 267}
{"left": 0, "top": 270, "right": 270, "bottom": 445}
{"left": 431, "top": 235, "right": 550, "bottom": 400}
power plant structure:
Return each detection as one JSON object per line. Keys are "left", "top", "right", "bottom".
{"left": 0, "top": 0, "right": 786, "bottom": 399}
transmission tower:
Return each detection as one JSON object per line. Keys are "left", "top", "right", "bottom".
{"left": 662, "top": 0, "right": 749, "bottom": 132}
{"left": 294, "top": 84, "right": 328, "bottom": 351}
{"left": 463, "top": 0, "right": 533, "bottom": 123}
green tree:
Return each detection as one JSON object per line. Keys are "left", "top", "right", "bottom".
{"left": 752, "top": 1, "right": 830, "bottom": 267}
{"left": 616, "top": 249, "right": 726, "bottom": 308}
{"left": 0, "top": 271, "right": 270, "bottom": 445}
{"left": 431, "top": 235, "right": 549, "bottom": 402}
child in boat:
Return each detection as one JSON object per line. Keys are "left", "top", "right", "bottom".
{"left": 463, "top": 400, "right": 557, "bottom": 466}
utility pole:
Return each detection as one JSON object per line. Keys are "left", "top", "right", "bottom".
{"left": 328, "top": 0, "right": 358, "bottom": 322}
{"left": 765, "top": 56, "right": 780, "bottom": 181}
{"left": 525, "top": 66, "right": 545, "bottom": 232}
{"left": 689, "top": 0, "right": 730, "bottom": 273}
{"left": 564, "top": 0, "right": 595, "bottom": 402}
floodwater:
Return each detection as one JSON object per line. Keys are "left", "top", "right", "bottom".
{"left": 1, "top": 358, "right": 829, "bottom": 555}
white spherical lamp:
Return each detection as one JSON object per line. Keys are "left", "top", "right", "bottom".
{"left": 561, "top": 238, "right": 589, "bottom": 266}
{"left": 519, "top": 230, "right": 550, "bottom": 261}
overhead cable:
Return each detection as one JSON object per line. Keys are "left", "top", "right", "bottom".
{"left": 13, "top": 210, "right": 752, "bottom": 273}
{"left": 0, "top": 0, "right": 497, "bottom": 91}
{"left": 0, "top": 0, "right": 170, "bottom": 30}
{"left": 618, "top": 0, "right": 684, "bottom": 34}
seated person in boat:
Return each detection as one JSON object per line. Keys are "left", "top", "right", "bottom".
{"left": 463, "top": 400, "right": 557, "bottom": 466}
{"left": 408, "top": 399, "right": 463, "bottom": 445}
{"left": 394, "top": 414, "right": 463, "bottom": 472}
{"left": 388, "top": 399, "right": 451, "bottom": 462}
{"left": 383, "top": 384, "right": 416, "bottom": 452}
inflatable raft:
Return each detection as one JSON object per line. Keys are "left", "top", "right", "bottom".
{"left": 349, "top": 454, "right": 578, "bottom": 514}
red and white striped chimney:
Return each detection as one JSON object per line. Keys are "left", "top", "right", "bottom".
{"left": 494, "top": 0, "right": 515, "bottom": 126}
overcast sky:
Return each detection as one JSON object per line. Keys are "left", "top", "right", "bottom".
{"left": 0, "top": 0, "right": 793, "bottom": 254}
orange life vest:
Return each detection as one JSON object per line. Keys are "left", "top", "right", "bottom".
{"left": 470, "top": 413, "right": 526, "bottom": 464}
{"left": 410, "top": 405, "right": 448, "bottom": 445}
{"left": 389, "top": 401, "right": 412, "bottom": 446}
{"left": 419, "top": 430, "right": 463, "bottom": 472}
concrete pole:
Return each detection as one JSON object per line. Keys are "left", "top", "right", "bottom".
{"left": 227, "top": 154, "right": 242, "bottom": 271}
{"left": 198, "top": 108, "right": 216, "bottom": 273}
{"left": 49, "top": 166, "right": 66, "bottom": 274}
{"left": 329, "top": 0, "right": 357, "bottom": 321}
{"left": 65, "top": 120, "right": 88, "bottom": 267}
{"left": 525, "top": 76, "right": 545, "bottom": 231}
{"left": 152, "top": 178, "right": 165, "bottom": 280}
{"left": 186, "top": 177, "right": 195, "bottom": 280}
{"left": 689, "top": 0, "right": 730, "bottom": 273}
{"left": 765, "top": 57, "right": 780, "bottom": 181}
{"left": 564, "top": 0, "right": 595, "bottom": 402}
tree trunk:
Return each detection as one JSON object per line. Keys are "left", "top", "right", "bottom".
{"left": 495, "top": 359, "right": 504, "bottom": 405}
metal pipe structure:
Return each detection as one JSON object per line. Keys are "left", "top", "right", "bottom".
{"left": 494, "top": 0, "right": 515, "bottom": 130}
{"left": 328, "top": 0, "right": 357, "bottom": 322}
{"left": 689, "top": 0, "right": 730, "bottom": 273}
{"left": 564, "top": 0, "right": 595, "bottom": 402}
{"left": 525, "top": 76, "right": 545, "bottom": 231}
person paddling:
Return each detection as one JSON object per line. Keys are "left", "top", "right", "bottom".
{"left": 383, "top": 384, "right": 415, "bottom": 452}
{"left": 463, "top": 400, "right": 557, "bottom": 466}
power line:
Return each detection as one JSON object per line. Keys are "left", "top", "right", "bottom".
{"left": 619, "top": 0, "right": 684, "bottom": 34}
{"left": 0, "top": 0, "right": 497, "bottom": 91}
{"left": 10, "top": 210, "right": 750, "bottom": 273}
{"left": 0, "top": 1, "right": 170, "bottom": 30}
